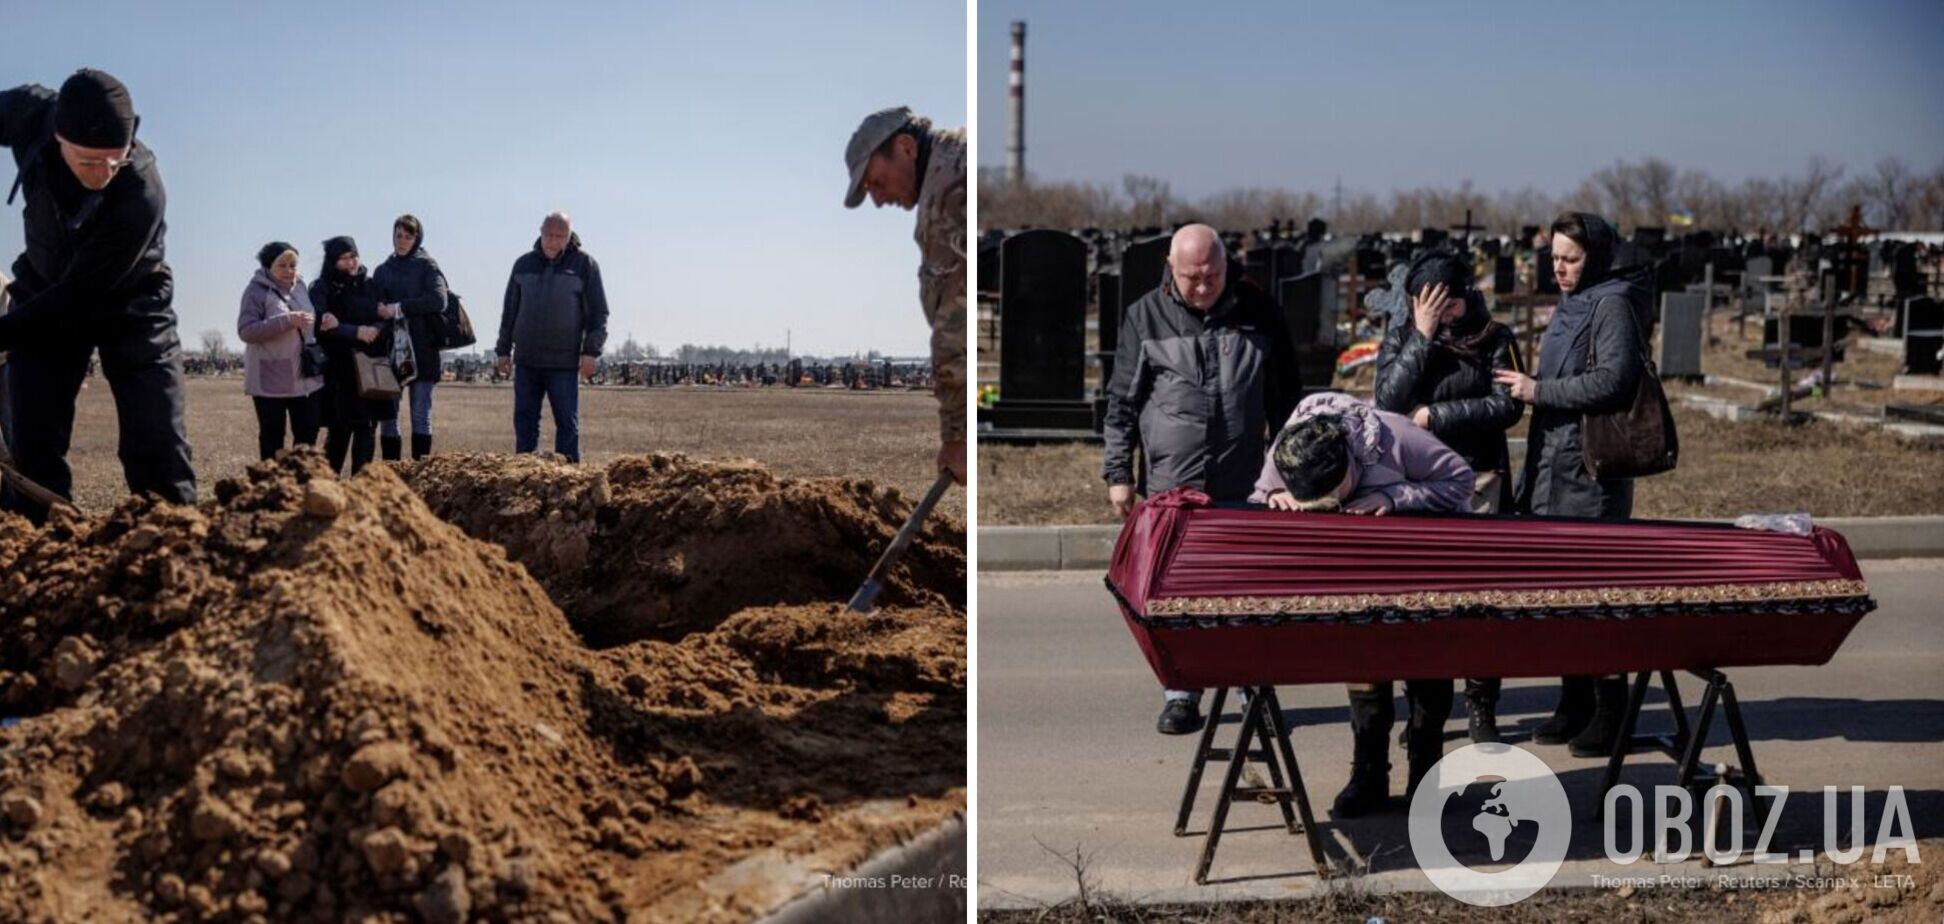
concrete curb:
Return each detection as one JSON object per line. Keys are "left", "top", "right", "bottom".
{"left": 756, "top": 816, "right": 966, "bottom": 924}
{"left": 979, "top": 516, "right": 1944, "bottom": 570}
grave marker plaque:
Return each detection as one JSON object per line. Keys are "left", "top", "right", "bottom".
{"left": 1119, "top": 236, "right": 1170, "bottom": 318}
{"left": 989, "top": 230, "right": 1094, "bottom": 432}
{"left": 1493, "top": 255, "right": 1516, "bottom": 294}
{"left": 1904, "top": 296, "right": 1943, "bottom": 376}
{"left": 1278, "top": 272, "right": 1340, "bottom": 391}
{"left": 1659, "top": 292, "right": 1706, "bottom": 379}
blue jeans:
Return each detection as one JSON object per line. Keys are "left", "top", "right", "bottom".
{"left": 380, "top": 380, "right": 437, "bottom": 437}
{"left": 514, "top": 365, "right": 581, "bottom": 462}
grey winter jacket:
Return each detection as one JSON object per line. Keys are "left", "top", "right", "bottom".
{"left": 1250, "top": 392, "right": 1475, "bottom": 512}
{"left": 496, "top": 232, "right": 609, "bottom": 370}
{"left": 1102, "top": 266, "right": 1301, "bottom": 501}
{"left": 1517, "top": 265, "right": 1651, "bottom": 519}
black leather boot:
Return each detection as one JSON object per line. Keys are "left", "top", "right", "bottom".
{"left": 1533, "top": 676, "right": 1595, "bottom": 745}
{"left": 1569, "top": 676, "right": 1630, "bottom": 758}
{"left": 380, "top": 434, "right": 402, "bottom": 462}
{"left": 411, "top": 433, "right": 432, "bottom": 460}
{"left": 1156, "top": 697, "right": 1203, "bottom": 735}
{"left": 1334, "top": 686, "right": 1392, "bottom": 818}
{"left": 1466, "top": 677, "right": 1503, "bottom": 744}
{"left": 1404, "top": 680, "right": 1453, "bottom": 799}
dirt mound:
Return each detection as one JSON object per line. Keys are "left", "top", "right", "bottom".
{"left": 1753, "top": 838, "right": 1944, "bottom": 923}
{"left": 399, "top": 452, "right": 966, "bottom": 646}
{"left": 0, "top": 450, "right": 964, "bottom": 922}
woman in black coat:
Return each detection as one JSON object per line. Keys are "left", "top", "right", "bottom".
{"left": 1495, "top": 211, "right": 1651, "bottom": 758}
{"left": 310, "top": 236, "right": 399, "bottom": 474}
{"left": 371, "top": 214, "right": 449, "bottom": 460}
{"left": 1373, "top": 247, "right": 1524, "bottom": 744}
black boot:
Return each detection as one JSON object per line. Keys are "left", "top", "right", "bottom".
{"left": 1533, "top": 676, "right": 1595, "bottom": 745}
{"left": 1569, "top": 676, "right": 1630, "bottom": 758}
{"left": 1334, "top": 686, "right": 1392, "bottom": 818}
{"left": 411, "top": 433, "right": 432, "bottom": 460}
{"left": 380, "top": 435, "right": 402, "bottom": 462}
{"left": 1466, "top": 677, "right": 1503, "bottom": 745}
{"left": 1404, "top": 680, "right": 1453, "bottom": 799}
{"left": 1156, "top": 697, "right": 1203, "bottom": 735}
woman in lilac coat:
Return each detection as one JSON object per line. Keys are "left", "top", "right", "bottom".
{"left": 237, "top": 241, "right": 324, "bottom": 459}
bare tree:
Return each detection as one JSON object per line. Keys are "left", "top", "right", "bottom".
{"left": 1858, "top": 157, "right": 1914, "bottom": 230}
{"left": 200, "top": 329, "right": 228, "bottom": 359}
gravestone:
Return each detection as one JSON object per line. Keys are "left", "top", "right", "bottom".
{"left": 988, "top": 229, "right": 1094, "bottom": 431}
{"left": 977, "top": 231, "right": 1004, "bottom": 295}
{"left": 1119, "top": 236, "right": 1170, "bottom": 319}
{"left": 1535, "top": 246, "right": 1559, "bottom": 295}
{"left": 1659, "top": 292, "right": 1706, "bottom": 379}
{"left": 1904, "top": 296, "right": 1943, "bottom": 376}
{"left": 1493, "top": 255, "right": 1516, "bottom": 294}
{"left": 1761, "top": 315, "right": 1848, "bottom": 369}
{"left": 1278, "top": 272, "right": 1339, "bottom": 392}
{"left": 1095, "top": 272, "right": 1122, "bottom": 403}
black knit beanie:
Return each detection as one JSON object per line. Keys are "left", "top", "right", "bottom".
{"left": 55, "top": 69, "right": 137, "bottom": 149}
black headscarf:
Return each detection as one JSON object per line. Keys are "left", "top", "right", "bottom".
{"left": 1405, "top": 246, "right": 1498, "bottom": 356}
{"left": 1561, "top": 211, "right": 1617, "bottom": 294}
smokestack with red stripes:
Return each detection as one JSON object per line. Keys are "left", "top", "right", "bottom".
{"left": 1007, "top": 20, "right": 1025, "bottom": 183}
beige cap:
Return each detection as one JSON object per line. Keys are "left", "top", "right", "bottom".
{"left": 843, "top": 105, "right": 913, "bottom": 208}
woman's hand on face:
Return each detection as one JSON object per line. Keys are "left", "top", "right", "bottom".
{"left": 1411, "top": 406, "right": 1433, "bottom": 429}
{"left": 1266, "top": 490, "right": 1300, "bottom": 511}
{"left": 1494, "top": 369, "right": 1537, "bottom": 403}
{"left": 1344, "top": 492, "right": 1393, "bottom": 516}
{"left": 355, "top": 325, "right": 379, "bottom": 344}
{"left": 1412, "top": 282, "right": 1448, "bottom": 338}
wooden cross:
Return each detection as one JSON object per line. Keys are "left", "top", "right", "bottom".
{"left": 1450, "top": 209, "right": 1485, "bottom": 246}
{"left": 1830, "top": 205, "right": 1876, "bottom": 246}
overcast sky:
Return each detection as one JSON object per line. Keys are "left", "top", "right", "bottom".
{"left": 4, "top": 0, "right": 964, "bottom": 357}
{"left": 976, "top": 0, "right": 1944, "bottom": 199}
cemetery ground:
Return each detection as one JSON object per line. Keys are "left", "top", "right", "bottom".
{"left": 979, "top": 316, "right": 1944, "bottom": 525}
{"left": 61, "top": 374, "right": 964, "bottom": 523}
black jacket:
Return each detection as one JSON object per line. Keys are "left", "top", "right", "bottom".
{"left": 495, "top": 231, "right": 609, "bottom": 369}
{"left": 1373, "top": 309, "right": 1524, "bottom": 480}
{"left": 1517, "top": 264, "right": 1652, "bottom": 518}
{"left": 0, "top": 84, "right": 171, "bottom": 349}
{"left": 1102, "top": 264, "right": 1301, "bottom": 501}
{"left": 310, "top": 269, "right": 396, "bottom": 424}
{"left": 371, "top": 241, "right": 448, "bottom": 373}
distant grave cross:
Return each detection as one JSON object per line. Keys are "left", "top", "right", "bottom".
{"left": 1830, "top": 204, "right": 1877, "bottom": 302}
{"left": 1450, "top": 209, "right": 1484, "bottom": 246}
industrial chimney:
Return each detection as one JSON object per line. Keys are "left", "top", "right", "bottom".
{"left": 1007, "top": 21, "right": 1025, "bottom": 183}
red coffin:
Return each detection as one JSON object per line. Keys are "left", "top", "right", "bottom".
{"left": 1106, "top": 489, "right": 1876, "bottom": 689}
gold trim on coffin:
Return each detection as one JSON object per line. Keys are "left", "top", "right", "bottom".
{"left": 1144, "top": 579, "right": 1872, "bottom": 617}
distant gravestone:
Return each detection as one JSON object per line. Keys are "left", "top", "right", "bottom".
{"left": 1278, "top": 272, "right": 1339, "bottom": 392}
{"left": 1659, "top": 292, "right": 1706, "bottom": 379}
{"left": 997, "top": 229, "right": 1087, "bottom": 405}
{"left": 1535, "top": 246, "right": 1559, "bottom": 295}
{"left": 1095, "top": 272, "right": 1122, "bottom": 388}
{"left": 1904, "top": 296, "right": 1943, "bottom": 376}
{"left": 1119, "top": 236, "right": 1170, "bottom": 318}
{"left": 1762, "top": 314, "right": 1847, "bottom": 369}
{"left": 1493, "top": 255, "right": 1516, "bottom": 294}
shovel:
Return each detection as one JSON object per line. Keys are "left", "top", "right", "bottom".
{"left": 846, "top": 470, "right": 954, "bottom": 613}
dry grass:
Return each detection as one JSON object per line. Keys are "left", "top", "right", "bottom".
{"left": 58, "top": 376, "right": 963, "bottom": 522}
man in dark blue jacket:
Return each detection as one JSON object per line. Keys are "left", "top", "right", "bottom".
{"left": 495, "top": 212, "right": 608, "bottom": 463}
{"left": 0, "top": 69, "right": 195, "bottom": 519}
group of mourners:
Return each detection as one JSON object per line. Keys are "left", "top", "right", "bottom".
{"left": 239, "top": 211, "right": 612, "bottom": 473}
{"left": 1103, "top": 211, "right": 1653, "bottom": 818}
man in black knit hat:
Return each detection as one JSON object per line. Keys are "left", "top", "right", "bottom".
{"left": 0, "top": 68, "right": 195, "bottom": 518}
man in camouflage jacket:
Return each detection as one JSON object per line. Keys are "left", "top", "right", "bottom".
{"left": 845, "top": 106, "right": 965, "bottom": 484}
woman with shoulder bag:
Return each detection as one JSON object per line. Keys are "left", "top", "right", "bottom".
{"left": 309, "top": 236, "right": 397, "bottom": 474}
{"left": 1374, "top": 246, "right": 1525, "bottom": 743}
{"left": 372, "top": 214, "right": 447, "bottom": 460}
{"left": 238, "top": 242, "right": 324, "bottom": 460}
{"left": 1494, "top": 211, "right": 1653, "bottom": 758}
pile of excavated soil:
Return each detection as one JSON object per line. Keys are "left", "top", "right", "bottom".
{"left": 0, "top": 450, "right": 965, "bottom": 922}
{"left": 399, "top": 452, "right": 966, "bottom": 647}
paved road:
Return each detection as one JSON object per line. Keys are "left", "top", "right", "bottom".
{"left": 976, "top": 560, "right": 1944, "bottom": 908}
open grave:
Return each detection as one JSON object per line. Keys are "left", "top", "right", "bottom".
{"left": 0, "top": 450, "right": 965, "bottom": 922}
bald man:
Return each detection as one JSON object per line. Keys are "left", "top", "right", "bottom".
{"left": 495, "top": 211, "right": 609, "bottom": 463}
{"left": 1102, "top": 223, "right": 1302, "bottom": 734}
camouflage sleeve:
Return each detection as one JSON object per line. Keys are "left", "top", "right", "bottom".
{"left": 927, "top": 280, "right": 966, "bottom": 443}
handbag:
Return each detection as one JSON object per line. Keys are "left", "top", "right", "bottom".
{"left": 390, "top": 318, "right": 419, "bottom": 386}
{"left": 354, "top": 351, "right": 401, "bottom": 400}
{"left": 441, "top": 290, "right": 477, "bottom": 349}
{"left": 299, "top": 338, "right": 328, "bottom": 378}
{"left": 1580, "top": 306, "right": 1679, "bottom": 480}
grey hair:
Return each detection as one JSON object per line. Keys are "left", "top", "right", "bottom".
{"left": 542, "top": 211, "right": 572, "bottom": 228}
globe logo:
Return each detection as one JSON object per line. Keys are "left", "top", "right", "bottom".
{"left": 1407, "top": 743, "right": 1572, "bottom": 906}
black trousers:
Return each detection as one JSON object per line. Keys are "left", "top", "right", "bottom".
{"left": 323, "top": 422, "right": 376, "bottom": 474}
{"left": 2, "top": 304, "right": 196, "bottom": 519}
{"left": 253, "top": 393, "right": 320, "bottom": 460}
